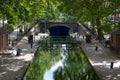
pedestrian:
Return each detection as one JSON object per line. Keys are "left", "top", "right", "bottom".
{"left": 16, "top": 48, "right": 22, "bottom": 56}
{"left": 110, "top": 62, "right": 114, "bottom": 69}
{"left": 12, "top": 40, "right": 14, "bottom": 47}
{"left": 82, "top": 35, "right": 84, "bottom": 39}
{"left": 20, "top": 28, "right": 23, "bottom": 34}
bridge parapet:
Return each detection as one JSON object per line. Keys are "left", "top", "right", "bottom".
{"left": 38, "top": 22, "right": 79, "bottom": 33}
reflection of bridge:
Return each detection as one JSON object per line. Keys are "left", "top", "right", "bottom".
{"left": 38, "top": 22, "right": 80, "bottom": 33}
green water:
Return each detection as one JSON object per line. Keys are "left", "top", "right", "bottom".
{"left": 23, "top": 43, "right": 99, "bottom": 80}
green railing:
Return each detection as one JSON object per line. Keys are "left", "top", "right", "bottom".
{"left": 48, "top": 36, "right": 77, "bottom": 44}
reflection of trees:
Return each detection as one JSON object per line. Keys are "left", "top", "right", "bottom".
{"left": 24, "top": 45, "right": 61, "bottom": 80}
{"left": 24, "top": 44, "right": 99, "bottom": 80}
{"left": 54, "top": 45, "right": 99, "bottom": 80}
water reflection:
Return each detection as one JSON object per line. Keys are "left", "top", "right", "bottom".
{"left": 23, "top": 43, "right": 99, "bottom": 80}
{"left": 43, "top": 70, "right": 53, "bottom": 80}
{"left": 44, "top": 44, "right": 67, "bottom": 80}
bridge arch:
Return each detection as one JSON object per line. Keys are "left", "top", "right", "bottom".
{"left": 39, "top": 22, "right": 79, "bottom": 33}
{"left": 48, "top": 25, "right": 70, "bottom": 37}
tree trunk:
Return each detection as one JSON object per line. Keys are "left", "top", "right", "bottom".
{"left": 2, "top": 19, "right": 4, "bottom": 28}
{"left": 91, "top": 21, "right": 95, "bottom": 32}
{"left": 91, "top": 16, "right": 95, "bottom": 28}
{"left": 97, "top": 28, "right": 104, "bottom": 39}
{"left": 96, "top": 18, "right": 104, "bottom": 39}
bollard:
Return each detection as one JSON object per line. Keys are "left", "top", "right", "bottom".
{"left": 95, "top": 46, "right": 98, "bottom": 51}
{"left": 31, "top": 43, "right": 33, "bottom": 48}
{"left": 110, "top": 62, "right": 114, "bottom": 69}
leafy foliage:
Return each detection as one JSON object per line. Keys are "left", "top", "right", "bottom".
{"left": 0, "top": 0, "right": 61, "bottom": 29}
{"left": 1, "top": 0, "right": 120, "bottom": 38}
{"left": 56, "top": 0, "right": 120, "bottom": 38}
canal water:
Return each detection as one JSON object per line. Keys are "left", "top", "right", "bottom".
{"left": 43, "top": 44, "right": 67, "bottom": 80}
{"left": 23, "top": 42, "right": 99, "bottom": 80}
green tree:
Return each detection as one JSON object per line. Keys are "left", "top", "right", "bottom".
{"left": 57, "top": 0, "right": 120, "bottom": 39}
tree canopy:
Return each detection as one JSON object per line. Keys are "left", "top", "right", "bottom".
{"left": 0, "top": 0, "right": 60, "bottom": 29}
{"left": 57, "top": 0, "right": 120, "bottom": 38}
{"left": 1, "top": 0, "right": 120, "bottom": 38}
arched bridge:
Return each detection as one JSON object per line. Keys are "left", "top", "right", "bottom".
{"left": 38, "top": 22, "right": 80, "bottom": 33}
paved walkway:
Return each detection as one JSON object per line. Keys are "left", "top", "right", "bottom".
{"left": 81, "top": 38, "right": 120, "bottom": 80}
{"left": 0, "top": 28, "right": 39, "bottom": 80}
{"left": 0, "top": 26, "right": 120, "bottom": 80}
{"left": 78, "top": 23, "right": 120, "bottom": 80}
